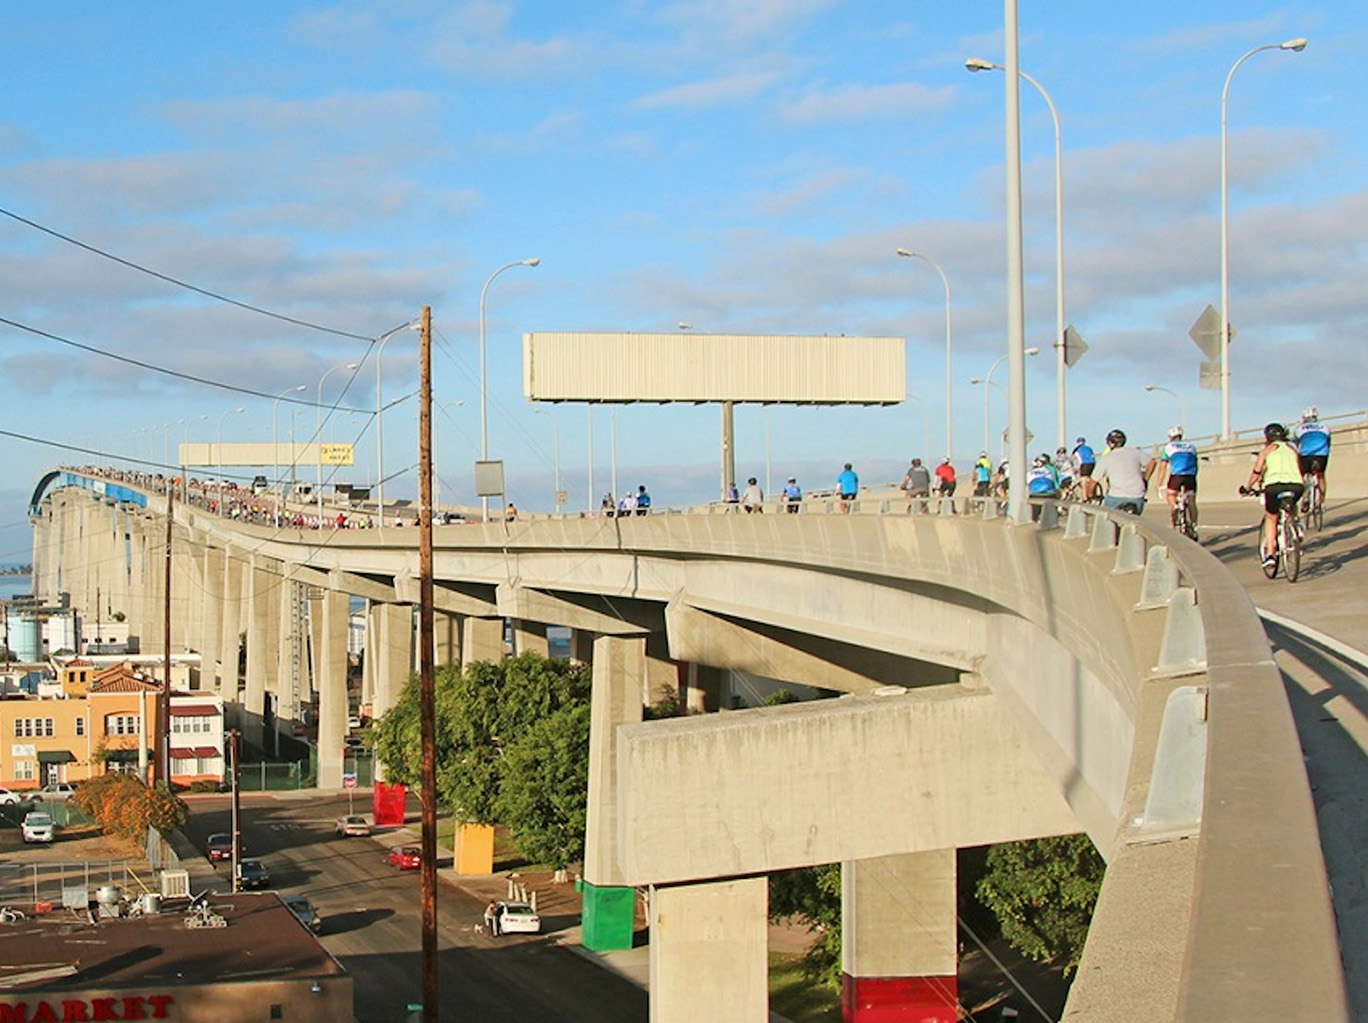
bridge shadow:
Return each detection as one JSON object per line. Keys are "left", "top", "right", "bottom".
{"left": 1264, "top": 622, "right": 1368, "bottom": 1019}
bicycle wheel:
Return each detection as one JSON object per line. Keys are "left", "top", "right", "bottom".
{"left": 1311, "top": 484, "right": 1324, "bottom": 532}
{"left": 1281, "top": 512, "right": 1300, "bottom": 583}
{"left": 1181, "top": 500, "right": 1199, "bottom": 542}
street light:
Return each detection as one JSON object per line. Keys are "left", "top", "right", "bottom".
{"left": 1144, "top": 384, "right": 1189, "bottom": 435}
{"left": 273, "top": 385, "right": 307, "bottom": 514}
{"left": 479, "top": 258, "right": 540, "bottom": 521}
{"left": 966, "top": 57, "right": 1067, "bottom": 448}
{"left": 533, "top": 407, "right": 561, "bottom": 513}
{"left": 317, "top": 361, "right": 361, "bottom": 526}
{"left": 1220, "top": 37, "right": 1307, "bottom": 439}
{"left": 374, "top": 320, "right": 421, "bottom": 527}
{"left": 971, "top": 347, "right": 1040, "bottom": 457}
{"left": 895, "top": 248, "right": 954, "bottom": 459}
{"left": 217, "top": 407, "right": 244, "bottom": 512}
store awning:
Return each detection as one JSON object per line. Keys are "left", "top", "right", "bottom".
{"left": 170, "top": 704, "right": 221, "bottom": 717}
{"left": 104, "top": 748, "right": 145, "bottom": 763}
{"left": 36, "top": 750, "right": 75, "bottom": 764}
{"left": 171, "top": 746, "right": 220, "bottom": 759}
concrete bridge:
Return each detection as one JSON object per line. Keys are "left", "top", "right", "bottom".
{"left": 28, "top": 464, "right": 1350, "bottom": 1023}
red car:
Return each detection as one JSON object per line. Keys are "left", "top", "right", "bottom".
{"left": 388, "top": 845, "right": 422, "bottom": 870}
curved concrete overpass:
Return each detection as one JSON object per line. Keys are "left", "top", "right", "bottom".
{"left": 28, "top": 469, "right": 1347, "bottom": 1023}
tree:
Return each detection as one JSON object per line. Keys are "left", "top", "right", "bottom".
{"left": 974, "top": 834, "right": 1105, "bottom": 973}
{"left": 769, "top": 864, "right": 842, "bottom": 990}
{"left": 370, "top": 652, "right": 593, "bottom": 861}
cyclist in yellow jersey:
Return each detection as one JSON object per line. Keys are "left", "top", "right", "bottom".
{"left": 1245, "top": 422, "right": 1304, "bottom": 568}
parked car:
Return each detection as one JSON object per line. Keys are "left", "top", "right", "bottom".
{"left": 387, "top": 845, "right": 421, "bottom": 870}
{"left": 495, "top": 901, "right": 541, "bottom": 935}
{"left": 27, "top": 782, "right": 76, "bottom": 803}
{"left": 236, "top": 859, "right": 270, "bottom": 890}
{"left": 281, "top": 894, "right": 322, "bottom": 934}
{"left": 21, "top": 812, "right": 54, "bottom": 844}
{"left": 205, "top": 833, "right": 235, "bottom": 861}
{"left": 0, "top": 787, "right": 21, "bottom": 805}
{"left": 334, "top": 815, "right": 370, "bottom": 837}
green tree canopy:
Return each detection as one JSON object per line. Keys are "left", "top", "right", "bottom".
{"left": 370, "top": 652, "right": 593, "bottom": 862}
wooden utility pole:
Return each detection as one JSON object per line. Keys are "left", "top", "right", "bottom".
{"left": 418, "top": 306, "right": 438, "bottom": 1023}
{"left": 157, "top": 479, "right": 175, "bottom": 787}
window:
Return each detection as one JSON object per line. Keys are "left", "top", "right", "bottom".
{"left": 171, "top": 715, "right": 212, "bottom": 734}
{"left": 14, "top": 761, "right": 34, "bottom": 781}
{"left": 13, "top": 718, "right": 55, "bottom": 738}
{"left": 105, "top": 714, "right": 141, "bottom": 736}
{"left": 75, "top": 717, "right": 85, "bottom": 737}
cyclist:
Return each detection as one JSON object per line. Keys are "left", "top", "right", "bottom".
{"left": 1292, "top": 405, "right": 1331, "bottom": 506}
{"left": 1093, "top": 428, "right": 1154, "bottom": 513}
{"left": 1245, "top": 422, "right": 1304, "bottom": 570}
{"left": 1156, "top": 426, "right": 1200, "bottom": 532}
{"left": 1051, "top": 447, "right": 1074, "bottom": 496}
{"left": 1027, "top": 453, "right": 1061, "bottom": 498}
{"left": 973, "top": 452, "right": 992, "bottom": 497}
{"left": 1072, "top": 436, "right": 1096, "bottom": 500}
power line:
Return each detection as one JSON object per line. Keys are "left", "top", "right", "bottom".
{"left": 0, "top": 204, "right": 374, "bottom": 341}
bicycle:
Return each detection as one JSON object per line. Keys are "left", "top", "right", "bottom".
{"left": 1301, "top": 472, "right": 1324, "bottom": 533}
{"left": 0, "top": 906, "right": 26, "bottom": 923}
{"left": 1241, "top": 486, "right": 1301, "bottom": 583}
{"left": 1170, "top": 488, "right": 1198, "bottom": 542}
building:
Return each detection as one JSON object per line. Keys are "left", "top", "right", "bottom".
{"left": 0, "top": 663, "right": 223, "bottom": 792}
{"left": 0, "top": 892, "right": 351, "bottom": 1022}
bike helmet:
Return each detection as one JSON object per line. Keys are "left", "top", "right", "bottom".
{"left": 1105, "top": 428, "right": 1126, "bottom": 447}
{"left": 1167, "top": 426, "right": 1183, "bottom": 439}
{"left": 1302, "top": 405, "right": 1319, "bottom": 421}
{"left": 1264, "top": 422, "right": 1287, "bottom": 443}
{"left": 1055, "top": 446, "right": 1068, "bottom": 456}
{"left": 1034, "top": 453, "right": 1050, "bottom": 467}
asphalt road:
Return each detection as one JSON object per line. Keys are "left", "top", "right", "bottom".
{"left": 179, "top": 793, "right": 648, "bottom": 1023}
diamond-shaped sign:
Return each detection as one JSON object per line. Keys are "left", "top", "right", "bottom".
{"left": 1063, "top": 325, "right": 1088, "bottom": 368}
{"left": 1190, "top": 305, "right": 1235, "bottom": 361}
{"left": 1199, "top": 361, "right": 1221, "bottom": 391}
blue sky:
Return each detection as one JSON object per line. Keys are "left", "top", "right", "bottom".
{"left": 0, "top": 1, "right": 1362, "bottom": 551}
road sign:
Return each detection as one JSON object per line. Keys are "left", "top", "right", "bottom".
{"left": 1189, "top": 305, "right": 1235, "bottom": 361}
{"left": 1063, "top": 325, "right": 1088, "bottom": 368}
{"left": 343, "top": 773, "right": 357, "bottom": 789}
{"left": 1199, "top": 361, "right": 1221, "bottom": 391}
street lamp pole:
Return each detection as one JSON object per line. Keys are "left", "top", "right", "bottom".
{"left": 972, "top": 347, "right": 1039, "bottom": 457}
{"left": 1144, "top": 384, "right": 1189, "bottom": 434}
{"left": 895, "top": 248, "right": 953, "bottom": 459}
{"left": 1220, "top": 37, "right": 1307, "bottom": 440}
{"left": 217, "top": 406, "right": 244, "bottom": 513}
{"left": 479, "top": 258, "right": 540, "bottom": 521}
{"left": 966, "top": 58, "right": 1066, "bottom": 448}
{"left": 317, "top": 361, "right": 360, "bottom": 526}
{"left": 375, "top": 321, "right": 420, "bottom": 529}
{"left": 273, "top": 385, "right": 306, "bottom": 517}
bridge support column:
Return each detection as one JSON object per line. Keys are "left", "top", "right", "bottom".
{"left": 583, "top": 633, "right": 645, "bottom": 951}
{"left": 434, "top": 610, "right": 460, "bottom": 668}
{"left": 219, "top": 552, "right": 245, "bottom": 703}
{"left": 316, "top": 588, "right": 350, "bottom": 789}
{"left": 649, "top": 877, "right": 769, "bottom": 1023}
{"left": 513, "top": 620, "right": 548, "bottom": 657}
{"left": 243, "top": 557, "right": 280, "bottom": 748}
{"left": 841, "top": 850, "right": 958, "bottom": 1023}
{"left": 569, "top": 629, "right": 594, "bottom": 666}
{"left": 372, "top": 602, "right": 414, "bottom": 718}
{"left": 197, "top": 545, "right": 225, "bottom": 691}
{"left": 683, "top": 662, "right": 724, "bottom": 714}
{"left": 460, "top": 616, "right": 504, "bottom": 667}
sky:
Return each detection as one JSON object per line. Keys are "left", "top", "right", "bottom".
{"left": 0, "top": 0, "right": 1363, "bottom": 555}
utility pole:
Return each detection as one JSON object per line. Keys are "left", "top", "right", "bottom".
{"left": 158, "top": 480, "right": 174, "bottom": 786}
{"left": 418, "top": 306, "right": 439, "bottom": 1023}
{"left": 229, "top": 730, "right": 242, "bottom": 892}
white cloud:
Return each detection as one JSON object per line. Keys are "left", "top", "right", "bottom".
{"left": 779, "top": 81, "right": 956, "bottom": 123}
{"left": 631, "top": 70, "right": 782, "bottom": 112}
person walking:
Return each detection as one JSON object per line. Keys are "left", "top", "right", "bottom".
{"left": 741, "top": 477, "right": 764, "bottom": 513}
{"left": 837, "top": 463, "right": 858, "bottom": 512}
{"left": 484, "top": 901, "right": 498, "bottom": 936}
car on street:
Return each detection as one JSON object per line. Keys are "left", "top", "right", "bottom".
{"left": 495, "top": 901, "right": 541, "bottom": 935}
{"left": 387, "top": 845, "right": 421, "bottom": 870}
{"left": 281, "top": 894, "right": 322, "bottom": 934}
{"left": 205, "top": 833, "right": 236, "bottom": 861}
{"left": 334, "top": 814, "right": 370, "bottom": 837}
{"left": 0, "top": 787, "right": 22, "bottom": 805}
{"left": 21, "top": 812, "right": 54, "bottom": 843}
{"left": 236, "top": 859, "right": 271, "bottom": 890}
{"left": 27, "top": 782, "right": 76, "bottom": 803}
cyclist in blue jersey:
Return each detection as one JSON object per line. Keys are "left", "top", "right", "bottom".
{"left": 1072, "top": 436, "right": 1096, "bottom": 499}
{"left": 1027, "top": 454, "right": 1061, "bottom": 497}
{"left": 1293, "top": 406, "right": 1331, "bottom": 503}
{"left": 1156, "top": 426, "right": 1200, "bottom": 529}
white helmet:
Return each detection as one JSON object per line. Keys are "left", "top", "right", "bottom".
{"left": 1302, "top": 405, "right": 1319, "bottom": 421}
{"left": 1167, "top": 425, "right": 1183, "bottom": 439}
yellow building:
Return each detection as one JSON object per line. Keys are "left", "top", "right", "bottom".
{"left": 1, "top": 663, "right": 223, "bottom": 792}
